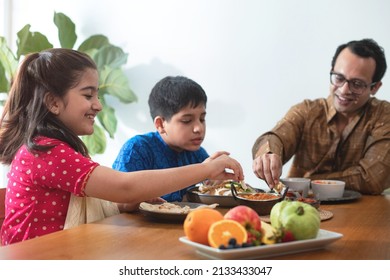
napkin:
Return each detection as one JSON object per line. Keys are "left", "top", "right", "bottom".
{"left": 64, "top": 194, "right": 120, "bottom": 229}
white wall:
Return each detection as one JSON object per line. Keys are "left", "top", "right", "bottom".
{"left": 2, "top": 0, "right": 390, "bottom": 189}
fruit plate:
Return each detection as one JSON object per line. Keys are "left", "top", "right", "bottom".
{"left": 179, "top": 229, "right": 342, "bottom": 260}
{"left": 139, "top": 202, "right": 206, "bottom": 223}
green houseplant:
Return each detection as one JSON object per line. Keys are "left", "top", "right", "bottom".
{"left": 0, "top": 12, "right": 137, "bottom": 155}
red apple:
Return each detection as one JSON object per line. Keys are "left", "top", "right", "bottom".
{"left": 224, "top": 206, "right": 262, "bottom": 245}
{"left": 224, "top": 206, "right": 261, "bottom": 230}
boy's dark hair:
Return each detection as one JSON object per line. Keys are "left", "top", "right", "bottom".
{"left": 148, "top": 76, "right": 207, "bottom": 121}
{"left": 331, "top": 38, "right": 387, "bottom": 83}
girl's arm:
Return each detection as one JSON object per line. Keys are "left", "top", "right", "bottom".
{"left": 84, "top": 152, "right": 243, "bottom": 204}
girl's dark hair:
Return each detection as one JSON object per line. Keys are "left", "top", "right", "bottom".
{"left": 0, "top": 48, "right": 97, "bottom": 164}
{"left": 331, "top": 38, "right": 387, "bottom": 83}
{"left": 148, "top": 76, "right": 207, "bottom": 121}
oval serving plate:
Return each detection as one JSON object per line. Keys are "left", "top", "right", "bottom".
{"left": 139, "top": 202, "right": 207, "bottom": 223}
{"left": 179, "top": 229, "right": 343, "bottom": 260}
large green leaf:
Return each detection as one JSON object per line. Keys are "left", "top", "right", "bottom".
{"left": 93, "top": 45, "right": 128, "bottom": 69}
{"left": 16, "top": 25, "right": 53, "bottom": 59}
{"left": 0, "top": 12, "right": 137, "bottom": 155}
{"left": 81, "top": 124, "right": 107, "bottom": 155}
{"left": 0, "top": 62, "right": 8, "bottom": 92}
{"left": 97, "top": 102, "right": 117, "bottom": 138}
{"left": 0, "top": 37, "right": 18, "bottom": 90}
{"left": 99, "top": 66, "right": 137, "bottom": 103}
{"left": 78, "top": 35, "right": 110, "bottom": 52}
{"left": 53, "top": 12, "right": 77, "bottom": 49}
{"left": 82, "top": 48, "right": 99, "bottom": 62}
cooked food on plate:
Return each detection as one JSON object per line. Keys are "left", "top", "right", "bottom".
{"left": 237, "top": 192, "right": 281, "bottom": 201}
{"left": 195, "top": 180, "right": 253, "bottom": 196}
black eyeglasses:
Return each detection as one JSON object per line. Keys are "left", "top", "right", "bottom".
{"left": 330, "top": 72, "right": 377, "bottom": 95}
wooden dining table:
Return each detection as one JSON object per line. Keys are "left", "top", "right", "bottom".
{"left": 0, "top": 192, "right": 389, "bottom": 260}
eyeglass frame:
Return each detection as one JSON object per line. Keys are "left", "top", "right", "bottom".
{"left": 329, "top": 72, "right": 377, "bottom": 95}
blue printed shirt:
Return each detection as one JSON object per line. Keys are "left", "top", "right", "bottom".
{"left": 112, "top": 131, "right": 209, "bottom": 201}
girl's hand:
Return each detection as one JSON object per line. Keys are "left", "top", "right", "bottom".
{"left": 146, "top": 197, "right": 166, "bottom": 204}
{"left": 205, "top": 151, "right": 230, "bottom": 161}
{"left": 203, "top": 151, "right": 244, "bottom": 181}
{"left": 118, "top": 197, "right": 166, "bottom": 212}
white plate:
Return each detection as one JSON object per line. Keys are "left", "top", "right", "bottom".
{"left": 139, "top": 202, "right": 205, "bottom": 223}
{"left": 320, "top": 190, "right": 362, "bottom": 203}
{"left": 179, "top": 229, "right": 342, "bottom": 259}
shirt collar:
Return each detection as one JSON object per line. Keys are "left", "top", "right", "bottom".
{"left": 155, "top": 131, "right": 180, "bottom": 156}
{"left": 325, "top": 94, "right": 371, "bottom": 124}
{"left": 326, "top": 94, "right": 337, "bottom": 124}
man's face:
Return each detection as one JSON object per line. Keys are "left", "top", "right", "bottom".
{"left": 330, "top": 48, "right": 380, "bottom": 120}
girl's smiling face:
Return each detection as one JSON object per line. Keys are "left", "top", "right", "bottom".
{"left": 53, "top": 68, "right": 102, "bottom": 136}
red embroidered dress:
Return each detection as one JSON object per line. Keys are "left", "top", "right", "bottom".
{"left": 1, "top": 137, "right": 99, "bottom": 245}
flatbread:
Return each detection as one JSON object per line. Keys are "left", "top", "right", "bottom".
{"left": 139, "top": 202, "right": 191, "bottom": 214}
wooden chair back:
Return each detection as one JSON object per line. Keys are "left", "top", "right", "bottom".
{"left": 0, "top": 188, "right": 5, "bottom": 229}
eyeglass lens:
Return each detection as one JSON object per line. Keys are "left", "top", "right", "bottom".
{"left": 330, "top": 73, "right": 369, "bottom": 94}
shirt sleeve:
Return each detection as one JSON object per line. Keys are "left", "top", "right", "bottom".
{"left": 32, "top": 141, "right": 99, "bottom": 196}
{"left": 198, "top": 147, "right": 209, "bottom": 161}
{"left": 252, "top": 101, "right": 308, "bottom": 162}
{"left": 112, "top": 137, "right": 152, "bottom": 172}
{"left": 309, "top": 117, "right": 390, "bottom": 195}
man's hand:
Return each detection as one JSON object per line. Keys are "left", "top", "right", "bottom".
{"left": 252, "top": 153, "right": 282, "bottom": 188}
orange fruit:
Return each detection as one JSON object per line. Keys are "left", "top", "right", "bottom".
{"left": 183, "top": 208, "right": 224, "bottom": 245}
{"left": 208, "top": 219, "right": 248, "bottom": 248}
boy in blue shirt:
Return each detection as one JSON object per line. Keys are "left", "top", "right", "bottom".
{"left": 113, "top": 76, "right": 209, "bottom": 201}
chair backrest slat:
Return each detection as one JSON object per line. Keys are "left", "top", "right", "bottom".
{"left": 0, "top": 188, "right": 5, "bottom": 228}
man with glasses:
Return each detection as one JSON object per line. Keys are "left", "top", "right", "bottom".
{"left": 252, "top": 38, "right": 389, "bottom": 195}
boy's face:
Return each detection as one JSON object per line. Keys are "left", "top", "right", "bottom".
{"left": 158, "top": 104, "right": 206, "bottom": 152}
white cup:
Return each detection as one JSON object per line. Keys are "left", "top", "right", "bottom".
{"left": 280, "top": 177, "right": 311, "bottom": 197}
{"left": 311, "top": 180, "right": 345, "bottom": 200}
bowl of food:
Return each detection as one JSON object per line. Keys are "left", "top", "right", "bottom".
{"left": 280, "top": 177, "right": 311, "bottom": 197}
{"left": 285, "top": 192, "right": 320, "bottom": 209}
{"left": 311, "top": 180, "right": 345, "bottom": 201}
{"left": 230, "top": 183, "right": 288, "bottom": 215}
{"left": 186, "top": 180, "right": 253, "bottom": 207}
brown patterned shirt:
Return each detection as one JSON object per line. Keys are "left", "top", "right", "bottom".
{"left": 252, "top": 95, "right": 390, "bottom": 195}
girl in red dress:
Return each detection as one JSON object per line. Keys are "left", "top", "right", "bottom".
{"left": 0, "top": 48, "right": 243, "bottom": 245}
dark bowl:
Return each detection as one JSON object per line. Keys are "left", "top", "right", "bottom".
{"left": 293, "top": 197, "right": 321, "bottom": 209}
{"left": 186, "top": 186, "right": 239, "bottom": 207}
{"left": 285, "top": 192, "right": 320, "bottom": 209}
{"left": 231, "top": 184, "right": 288, "bottom": 215}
